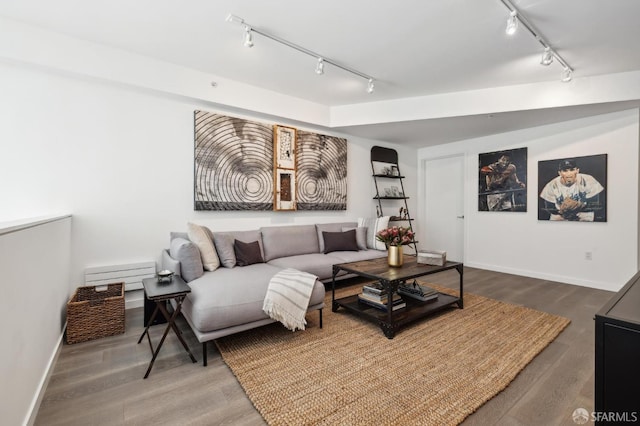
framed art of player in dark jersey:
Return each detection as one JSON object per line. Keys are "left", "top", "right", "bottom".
{"left": 478, "top": 147, "right": 527, "bottom": 212}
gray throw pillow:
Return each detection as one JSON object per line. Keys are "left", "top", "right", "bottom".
{"left": 322, "top": 230, "right": 359, "bottom": 254}
{"left": 342, "top": 226, "right": 368, "bottom": 250}
{"left": 234, "top": 240, "right": 264, "bottom": 266}
{"left": 169, "top": 237, "right": 204, "bottom": 282}
{"left": 212, "top": 233, "right": 237, "bottom": 268}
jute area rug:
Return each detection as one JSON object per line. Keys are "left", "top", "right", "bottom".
{"left": 215, "top": 283, "right": 570, "bottom": 426}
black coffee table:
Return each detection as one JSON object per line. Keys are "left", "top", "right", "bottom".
{"left": 331, "top": 256, "right": 463, "bottom": 338}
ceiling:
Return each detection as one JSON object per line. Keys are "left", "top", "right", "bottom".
{"left": 2, "top": 0, "right": 639, "bottom": 145}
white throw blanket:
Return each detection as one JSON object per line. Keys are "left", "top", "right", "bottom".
{"left": 263, "top": 268, "right": 317, "bottom": 331}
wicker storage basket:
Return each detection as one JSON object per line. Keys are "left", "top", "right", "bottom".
{"left": 66, "top": 282, "right": 125, "bottom": 344}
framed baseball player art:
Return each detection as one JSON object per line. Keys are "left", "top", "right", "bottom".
{"left": 538, "top": 154, "right": 607, "bottom": 222}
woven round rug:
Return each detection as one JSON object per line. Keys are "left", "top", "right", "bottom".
{"left": 215, "top": 283, "right": 570, "bottom": 426}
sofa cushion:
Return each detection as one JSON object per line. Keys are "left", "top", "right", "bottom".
{"left": 187, "top": 222, "right": 220, "bottom": 271}
{"left": 169, "top": 237, "right": 204, "bottom": 282}
{"left": 213, "top": 230, "right": 264, "bottom": 268}
{"left": 316, "top": 222, "right": 357, "bottom": 252}
{"left": 326, "top": 249, "right": 387, "bottom": 264}
{"left": 261, "top": 225, "right": 319, "bottom": 261}
{"left": 267, "top": 253, "right": 341, "bottom": 281}
{"left": 342, "top": 226, "right": 368, "bottom": 250}
{"left": 234, "top": 240, "right": 264, "bottom": 266}
{"left": 358, "top": 216, "right": 391, "bottom": 250}
{"left": 322, "top": 230, "right": 359, "bottom": 254}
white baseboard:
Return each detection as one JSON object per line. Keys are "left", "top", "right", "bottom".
{"left": 25, "top": 327, "right": 64, "bottom": 426}
{"left": 464, "top": 261, "right": 621, "bottom": 292}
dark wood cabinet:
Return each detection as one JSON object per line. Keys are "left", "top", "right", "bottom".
{"left": 595, "top": 270, "right": 640, "bottom": 422}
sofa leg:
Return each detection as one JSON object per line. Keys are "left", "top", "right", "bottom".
{"left": 203, "top": 342, "right": 207, "bottom": 367}
{"left": 319, "top": 308, "right": 323, "bottom": 329}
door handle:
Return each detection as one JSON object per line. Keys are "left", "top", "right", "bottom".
{"left": 456, "top": 215, "right": 464, "bottom": 219}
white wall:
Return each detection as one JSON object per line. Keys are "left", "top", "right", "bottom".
{"left": 418, "top": 109, "right": 640, "bottom": 291}
{"left": 0, "top": 61, "right": 417, "bottom": 297}
{"left": 0, "top": 216, "right": 71, "bottom": 426}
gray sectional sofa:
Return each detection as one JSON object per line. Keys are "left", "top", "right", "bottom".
{"left": 161, "top": 221, "right": 386, "bottom": 365}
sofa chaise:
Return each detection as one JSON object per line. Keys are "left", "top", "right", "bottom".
{"left": 161, "top": 221, "right": 387, "bottom": 365}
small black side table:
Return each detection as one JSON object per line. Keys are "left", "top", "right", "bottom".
{"left": 137, "top": 276, "right": 197, "bottom": 378}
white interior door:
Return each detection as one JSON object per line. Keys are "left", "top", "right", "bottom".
{"left": 423, "top": 155, "right": 464, "bottom": 262}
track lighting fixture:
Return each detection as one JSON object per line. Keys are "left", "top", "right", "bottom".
{"left": 367, "top": 79, "right": 375, "bottom": 94}
{"left": 243, "top": 25, "right": 253, "bottom": 48}
{"left": 316, "top": 58, "right": 324, "bottom": 75}
{"left": 540, "top": 47, "right": 553, "bottom": 66}
{"left": 500, "top": 0, "right": 573, "bottom": 83}
{"left": 505, "top": 10, "right": 518, "bottom": 35}
{"left": 226, "top": 13, "right": 374, "bottom": 94}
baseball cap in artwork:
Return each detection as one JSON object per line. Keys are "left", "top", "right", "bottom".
{"left": 558, "top": 159, "right": 577, "bottom": 170}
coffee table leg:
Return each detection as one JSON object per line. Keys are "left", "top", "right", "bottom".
{"left": 381, "top": 322, "right": 396, "bottom": 339}
{"left": 331, "top": 266, "right": 339, "bottom": 312}
{"left": 456, "top": 264, "right": 464, "bottom": 309}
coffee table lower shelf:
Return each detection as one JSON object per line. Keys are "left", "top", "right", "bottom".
{"left": 332, "top": 292, "right": 461, "bottom": 339}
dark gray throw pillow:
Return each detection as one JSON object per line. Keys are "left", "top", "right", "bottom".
{"left": 234, "top": 240, "right": 264, "bottom": 266}
{"left": 323, "top": 230, "right": 359, "bottom": 254}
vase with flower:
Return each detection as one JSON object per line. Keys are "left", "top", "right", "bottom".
{"left": 375, "top": 226, "right": 415, "bottom": 267}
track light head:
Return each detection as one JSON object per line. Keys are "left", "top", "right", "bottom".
{"left": 225, "top": 14, "right": 244, "bottom": 24}
{"left": 540, "top": 47, "right": 554, "bottom": 66}
{"left": 316, "top": 58, "right": 324, "bottom": 75}
{"left": 561, "top": 67, "right": 572, "bottom": 82}
{"left": 243, "top": 25, "right": 254, "bottom": 48}
{"left": 505, "top": 10, "right": 518, "bottom": 35}
{"left": 367, "top": 79, "right": 375, "bottom": 94}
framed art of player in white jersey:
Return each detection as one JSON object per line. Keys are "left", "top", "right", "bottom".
{"left": 538, "top": 154, "right": 607, "bottom": 222}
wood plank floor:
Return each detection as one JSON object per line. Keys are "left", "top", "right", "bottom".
{"left": 34, "top": 267, "right": 614, "bottom": 425}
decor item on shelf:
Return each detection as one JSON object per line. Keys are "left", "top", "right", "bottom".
{"left": 376, "top": 226, "right": 415, "bottom": 267}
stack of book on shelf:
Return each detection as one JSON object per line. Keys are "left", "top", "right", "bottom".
{"left": 397, "top": 282, "right": 439, "bottom": 302}
{"left": 358, "top": 282, "right": 406, "bottom": 311}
